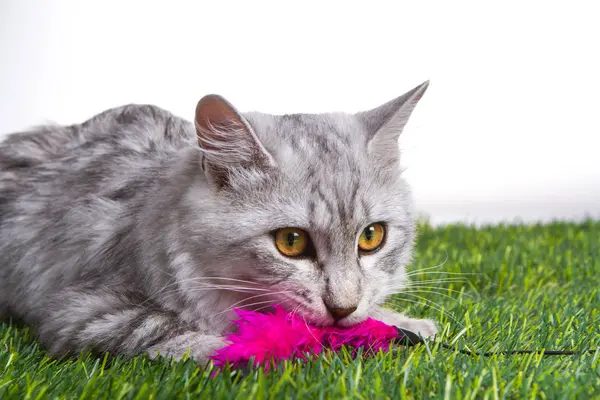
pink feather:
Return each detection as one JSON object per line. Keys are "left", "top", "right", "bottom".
{"left": 210, "top": 305, "right": 402, "bottom": 370}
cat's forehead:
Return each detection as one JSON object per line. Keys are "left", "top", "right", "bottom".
{"left": 244, "top": 111, "right": 367, "bottom": 172}
{"left": 243, "top": 111, "right": 408, "bottom": 231}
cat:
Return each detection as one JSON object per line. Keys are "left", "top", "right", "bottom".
{"left": 0, "top": 81, "right": 437, "bottom": 363}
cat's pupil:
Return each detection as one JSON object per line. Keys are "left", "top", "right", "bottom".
{"left": 286, "top": 232, "right": 297, "bottom": 247}
{"left": 364, "top": 227, "right": 374, "bottom": 241}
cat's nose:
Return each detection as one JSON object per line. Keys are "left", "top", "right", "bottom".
{"left": 327, "top": 306, "right": 357, "bottom": 321}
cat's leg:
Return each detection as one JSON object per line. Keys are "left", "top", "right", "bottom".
{"left": 369, "top": 306, "right": 438, "bottom": 338}
{"left": 39, "top": 290, "right": 225, "bottom": 363}
{"left": 145, "top": 332, "right": 226, "bottom": 362}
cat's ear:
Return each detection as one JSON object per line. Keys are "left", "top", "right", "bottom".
{"left": 357, "top": 81, "right": 429, "bottom": 158}
{"left": 195, "top": 94, "right": 275, "bottom": 188}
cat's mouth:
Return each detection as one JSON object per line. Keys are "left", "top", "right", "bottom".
{"left": 256, "top": 289, "right": 368, "bottom": 327}
{"left": 258, "top": 302, "right": 335, "bottom": 327}
{"left": 266, "top": 303, "right": 368, "bottom": 328}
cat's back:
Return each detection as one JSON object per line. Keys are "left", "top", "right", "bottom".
{"left": 0, "top": 104, "right": 196, "bottom": 314}
{"left": 1, "top": 104, "right": 195, "bottom": 169}
{"left": 1, "top": 104, "right": 195, "bottom": 204}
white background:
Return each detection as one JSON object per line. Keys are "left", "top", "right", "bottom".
{"left": 1, "top": 1, "right": 599, "bottom": 225}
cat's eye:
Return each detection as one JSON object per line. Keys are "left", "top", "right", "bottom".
{"left": 358, "top": 223, "right": 385, "bottom": 253}
{"left": 274, "top": 228, "right": 309, "bottom": 257}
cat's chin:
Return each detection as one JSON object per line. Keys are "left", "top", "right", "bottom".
{"left": 306, "top": 315, "right": 369, "bottom": 328}
{"left": 299, "top": 312, "right": 335, "bottom": 327}
{"left": 278, "top": 304, "right": 336, "bottom": 327}
{"left": 294, "top": 310, "right": 369, "bottom": 328}
{"left": 275, "top": 304, "right": 370, "bottom": 327}
{"left": 334, "top": 314, "right": 368, "bottom": 328}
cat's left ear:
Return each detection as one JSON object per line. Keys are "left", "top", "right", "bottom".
{"left": 195, "top": 94, "right": 275, "bottom": 188}
{"left": 357, "top": 81, "right": 429, "bottom": 158}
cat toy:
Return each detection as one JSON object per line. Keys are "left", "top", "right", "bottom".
{"left": 210, "top": 305, "right": 596, "bottom": 372}
{"left": 209, "top": 305, "right": 418, "bottom": 370}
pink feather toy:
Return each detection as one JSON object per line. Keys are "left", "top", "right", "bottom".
{"left": 210, "top": 305, "right": 411, "bottom": 371}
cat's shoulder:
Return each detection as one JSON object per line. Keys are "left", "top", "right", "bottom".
{"left": 86, "top": 103, "right": 175, "bottom": 127}
{"left": 0, "top": 104, "right": 194, "bottom": 170}
{"left": 83, "top": 103, "right": 195, "bottom": 149}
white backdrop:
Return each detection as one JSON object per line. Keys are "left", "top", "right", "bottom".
{"left": 1, "top": 0, "right": 599, "bottom": 225}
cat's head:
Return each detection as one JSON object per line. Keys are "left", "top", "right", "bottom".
{"left": 186, "top": 82, "right": 428, "bottom": 326}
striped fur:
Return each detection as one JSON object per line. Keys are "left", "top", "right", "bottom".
{"left": 0, "top": 82, "right": 436, "bottom": 363}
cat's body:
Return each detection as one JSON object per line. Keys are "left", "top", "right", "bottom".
{"left": 0, "top": 83, "right": 436, "bottom": 362}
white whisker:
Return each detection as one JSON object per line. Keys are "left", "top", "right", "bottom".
{"left": 406, "top": 271, "right": 480, "bottom": 277}
{"left": 392, "top": 289, "right": 468, "bottom": 302}
{"left": 384, "top": 279, "right": 468, "bottom": 293}
{"left": 408, "top": 278, "right": 468, "bottom": 284}
{"left": 209, "top": 299, "right": 280, "bottom": 319}
{"left": 404, "top": 250, "right": 449, "bottom": 275}
{"left": 392, "top": 286, "right": 477, "bottom": 299}
{"left": 140, "top": 275, "right": 269, "bottom": 306}
{"left": 386, "top": 294, "right": 464, "bottom": 328}
{"left": 209, "top": 290, "right": 291, "bottom": 318}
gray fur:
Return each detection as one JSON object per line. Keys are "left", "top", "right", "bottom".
{"left": 0, "top": 82, "right": 436, "bottom": 363}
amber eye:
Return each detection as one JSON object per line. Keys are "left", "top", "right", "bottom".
{"left": 274, "top": 228, "right": 309, "bottom": 257}
{"left": 358, "top": 223, "right": 385, "bottom": 252}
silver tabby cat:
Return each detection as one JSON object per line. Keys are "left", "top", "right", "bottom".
{"left": 0, "top": 82, "right": 436, "bottom": 363}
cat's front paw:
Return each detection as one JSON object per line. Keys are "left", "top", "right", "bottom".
{"left": 370, "top": 306, "right": 438, "bottom": 339}
{"left": 146, "top": 332, "right": 226, "bottom": 363}
{"left": 397, "top": 318, "right": 438, "bottom": 339}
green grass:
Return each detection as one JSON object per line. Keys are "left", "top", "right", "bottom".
{"left": 2, "top": 221, "right": 600, "bottom": 399}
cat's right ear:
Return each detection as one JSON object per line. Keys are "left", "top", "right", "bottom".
{"left": 194, "top": 94, "right": 275, "bottom": 189}
{"left": 357, "top": 81, "right": 429, "bottom": 163}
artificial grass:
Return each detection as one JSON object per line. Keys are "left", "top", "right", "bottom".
{"left": 1, "top": 220, "right": 599, "bottom": 399}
